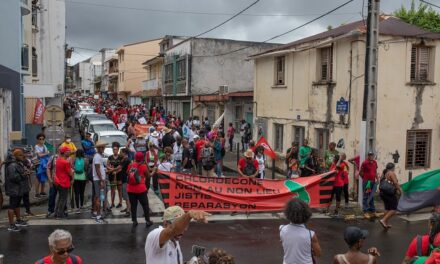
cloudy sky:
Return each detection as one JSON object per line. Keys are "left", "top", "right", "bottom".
{"left": 66, "top": 0, "right": 418, "bottom": 63}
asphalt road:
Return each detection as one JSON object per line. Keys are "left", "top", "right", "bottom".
{"left": 0, "top": 218, "right": 427, "bottom": 263}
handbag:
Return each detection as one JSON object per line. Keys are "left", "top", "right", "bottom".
{"left": 379, "top": 175, "right": 396, "bottom": 196}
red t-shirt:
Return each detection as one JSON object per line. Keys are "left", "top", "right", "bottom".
{"left": 196, "top": 139, "right": 206, "bottom": 161}
{"left": 126, "top": 162, "right": 148, "bottom": 194}
{"left": 332, "top": 162, "right": 348, "bottom": 187}
{"left": 405, "top": 235, "right": 430, "bottom": 258}
{"left": 54, "top": 157, "right": 72, "bottom": 188}
{"left": 238, "top": 158, "right": 259, "bottom": 176}
{"left": 35, "top": 255, "right": 82, "bottom": 264}
{"left": 360, "top": 160, "right": 378, "bottom": 181}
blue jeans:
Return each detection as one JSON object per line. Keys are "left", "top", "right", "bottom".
{"left": 215, "top": 161, "right": 222, "bottom": 177}
{"left": 174, "top": 161, "right": 182, "bottom": 173}
{"left": 48, "top": 185, "right": 58, "bottom": 213}
{"left": 362, "top": 180, "right": 376, "bottom": 213}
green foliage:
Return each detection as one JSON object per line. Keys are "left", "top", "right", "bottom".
{"left": 394, "top": 0, "right": 440, "bottom": 32}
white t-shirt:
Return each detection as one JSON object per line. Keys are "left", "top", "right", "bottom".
{"left": 256, "top": 154, "right": 266, "bottom": 173}
{"left": 173, "top": 143, "right": 183, "bottom": 162}
{"left": 92, "top": 153, "right": 106, "bottom": 181}
{"left": 158, "top": 160, "right": 173, "bottom": 172}
{"left": 145, "top": 226, "right": 183, "bottom": 264}
{"left": 279, "top": 224, "right": 315, "bottom": 264}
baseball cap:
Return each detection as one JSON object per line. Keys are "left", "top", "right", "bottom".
{"left": 344, "top": 226, "right": 368, "bottom": 246}
{"left": 163, "top": 206, "right": 185, "bottom": 222}
{"left": 135, "top": 152, "right": 144, "bottom": 162}
{"left": 193, "top": 135, "right": 200, "bottom": 140}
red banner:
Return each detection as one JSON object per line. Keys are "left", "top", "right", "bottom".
{"left": 32, "top": 98, "right": 45, "bottom": 125}
{"left": 134, "top": 124, "right": 164, "bottom": 136}
{"left": 158, "top": 171, "right": 335, "bottom": 212}
{"left": 254, "top": 136, "right": 277, "bottom": 159}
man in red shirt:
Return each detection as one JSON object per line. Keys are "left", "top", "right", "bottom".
{"left": 195, "top": 132, "right": 206, "bottom": 175}
{"left": 360, "top": 151, "right": 378, "bottom": 218}
{"left": 35, "top": 229, "right": 82, "bottom": 264}
{"left": 238, "top": 149, "right": 259, "bottom": 177}
{"left": 54, "top": 147, "right": 73, "bottom": 219}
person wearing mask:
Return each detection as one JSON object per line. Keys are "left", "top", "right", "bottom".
{"left": 145, "top": 206, "right": 210, "bottom": 263}
{"left": 324, "top": 142, "right": 339, "bottom": 171}
{"left": 134, "top": 134, "right": 148, "bottom": 154}
{"left": 4, "top": 149, "right": 29, "bottom": 231}
{"left": 34, "top": 229, "right": 83, "bottom": 264}
{"left": 378, "top": 162, "right": 403, "bottom": 230}
{"left": 126, "top": 152, "right": 153, "bottom": 228}
{"left": 173, "top": 136, "right": 183, "bottom": 173}
{"left": 402, "top": 213, "right": 440, "bottom": 263}
{"left": 54, "top": 147, "right": 74, "bottom": 220}
{"left": 360, "top": 151, "right": 379, "bottom": 219}
{"left": 299, "top": 139, "right": 312, "bottom": 173}
{"left": 72, "top": 149, "right": 87, "bottom": 214}
{"left": 285, "top": 142, "right": 299, "bottom": 179}
{"left": 333, "top": 226, "right": 380, "bottom": 264}
{"left": 35, "top": 133, "right": 51, "bottom": 198}
{"left": 280, "top": 198, "right": 321, "bottom": 264}
{"left": 201, "top": 141, "right": 216, "bottom": 177}
{"left": 227, "top": 123, "right": 235, "bottom": 152}
{"left": 60, "top": 135, "right": 77, "bottom": 159}
{"left": 255, "top": 146, "right": 266, "bottom": 179}
{"left": 302, "top": 148, "right": 320, "bottom": 177}
{"left": 237, "top": 149, "right": 259, "bottom": 178}
{"left": 107, "top": 142, "right": 123, "bottom": 210}
{"left": 181, "top": 139, "right": 196, "bottom": 175}
{"left": 92, "top": 140, "right": 108, "bottom": 224}
{"left": 118, "top": 148, "right": 131, "bottom": 217}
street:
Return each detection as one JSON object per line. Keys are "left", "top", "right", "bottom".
{"left": 0, "top": 217, "right": 427, "bottom": 263}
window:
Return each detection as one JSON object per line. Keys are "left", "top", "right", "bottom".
{"left": 320, "top": 47, "right": 333, "bottom": 81}
{"left": 292, "top": 126, "right": 305, "bottom": 147}
{"left": 164, "top": 64, "right": 173, "bottom": 83}
{"left": 406, "top": 130, "right": 431, "bottom": 169}
{"left": 177, "top": 59, "right": 186, "bottom": 81}
{"left": 274, "top": 56, "right": 285, "bottom": 85}
{"left": 315, "top": 128, "right": 329, "bottom": 156}
{"left": 411, "top": 46, "right": 431, "bottom": 82}
{"left": 149, "top": 65, "right": 156, "bottom": 80}
{"left": 32, "top": 47, "right": 37, "bottom": 77}
{"left": 274, "top": 124, "right": 284, "bottom": 152}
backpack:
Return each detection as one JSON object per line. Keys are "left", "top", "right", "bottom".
{"left": 127, "top": 163, "right": 142, "bottom": 185}
{"left": 74, "top": 158, "right": 85, "bottom": 174}
{"left": 243, "top": 161, "right": 257, "bottom": 176}
{"left": 201, "top": 147, "right": 215, "bottom": 170}
{"left": 410, "top": 235, "right": 432, "bottom": 264}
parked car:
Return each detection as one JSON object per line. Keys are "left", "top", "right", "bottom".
{"left": 79, "top": 114, "right": 107, "bottom": 138}
{"left": 93, "top": 130, "right": 128, "bottom": 161}
{"left": 85, "top": 120, "right": 118, "bottom": 140}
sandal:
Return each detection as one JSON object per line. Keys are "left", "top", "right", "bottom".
{"left": 379, "top": 220, "right": 389, "bottom": 230}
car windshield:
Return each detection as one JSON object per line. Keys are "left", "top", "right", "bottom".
{"left": 92, "top": 124, "right": 117, "bottom": 132}
{"left": 87, "top": 115, "right": 107, "bottom": 121}
{"left": 100, "top": 135, "right": 127, "bottom": 146}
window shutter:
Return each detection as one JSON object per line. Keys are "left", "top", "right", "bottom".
{"left": 320, "top": 47, "right": 332, "bottom": 81}
{"left": 276, "top": 56, "right": 285, "bottom": 85}
{"left": 406, "top": 130, "right": 431, "bottom": 169}
{"left": 410, "top": 47, "right": 416, "bottom": 81}
{"left": 418, "top": 47, "right": 429, "bottom": 81}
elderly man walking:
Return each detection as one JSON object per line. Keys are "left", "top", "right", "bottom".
{"left": 35, "top": 229, "right": 83, "bottom": 264}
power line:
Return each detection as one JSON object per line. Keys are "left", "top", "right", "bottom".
{"left": 65, "top": 0, "right": 357, "bottom": 18}
{"left": 421, "top": 0, "right": 440, "bottom": 9}
{"left": 194, "top": 0, "right": 355, "bottom": 57}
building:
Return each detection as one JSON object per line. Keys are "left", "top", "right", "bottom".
{"left": 89, "top": 53, "right": 102, "bottom": 95}
{"left": 162, "top": 37, "right": 279, "bottom": 125}
{"left": 251, "top": 16, "right": 440, "bottom": 182}
{"left": 116, "top": 39, "right": 162, "bottom": 102}
{"left": 100, "top": 48, "right": 116, "bottom": 98}
{"left": 139, "top": 55, "right": 164, "bottom": 109}
{"left": 72, "top": 59, "right": 92, "bottom": 95}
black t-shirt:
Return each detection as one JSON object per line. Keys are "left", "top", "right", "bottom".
{"left": 162, "top": 133, "right": 175, "bottom": 148}
{"left": 302, "top": 157, "right": 319, "bottom": 176}
{"left": 108, "top": 155, "right": 122, "bottom": 177}
{"left": 119, "top": 158, "right": 130, "bottom": 183}
{"left": 182, "top": 148, "right": 193, "bottom": 169}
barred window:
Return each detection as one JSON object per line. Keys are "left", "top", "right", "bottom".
{"left": 410, "top": 46, "right": 431, "bottom": 82}
{"left": 320, "top": 47, "right": 333, "bottom": 81}
{"left": 274, "top": 124, "right": 284, "bottom": 152}
{"left": 274, "top": 56, "right": 285, "bottom": 85}
{"left": 406, "top": 130, "right": 431, "bottom": 169}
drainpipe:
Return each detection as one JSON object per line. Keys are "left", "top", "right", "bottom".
{"left": 172, "top": 55, "right": 177, "bottom": 96}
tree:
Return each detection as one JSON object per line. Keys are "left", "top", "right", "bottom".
{"left": 394, "top": 0, "right": 440, "bottom": 32}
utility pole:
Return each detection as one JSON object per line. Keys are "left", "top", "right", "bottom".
{"left": 359, "top": 0, "right": 380, "bottom": 205}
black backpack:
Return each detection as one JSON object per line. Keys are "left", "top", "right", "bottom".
{"left": 243, "top": 161, "right": 257, "bottom": 176}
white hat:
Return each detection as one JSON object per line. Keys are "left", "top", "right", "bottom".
{"left": 151, "top": 131, "right": 159, "bottom": 137}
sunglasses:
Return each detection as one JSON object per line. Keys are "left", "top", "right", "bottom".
{"left": 55, "top": 246, "right": 74, "bottom": 255}
{"left": 38, "top": 138, "right": 45, "bottom": 140}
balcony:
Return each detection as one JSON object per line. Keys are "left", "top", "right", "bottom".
{"left": 142, "top": 78, "right": 159, "bottom": 90}
{"left": 22, "top": 44, "right": 29, "bottom": 71}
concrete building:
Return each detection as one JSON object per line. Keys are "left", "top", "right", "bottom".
{"left": 100, "top": 48, "right": 116, "bottom": 98}
{"left": 89, "top": 53, "right": 102, "bottom": 95}
{"left": 72, "top": 59, "right": 92, "bottom": 95}
{"left": 162, "top": 37, "right": 279, "bottom": 125}
{"left": 251, "top": 16, "right": 440, "bottom": 183}
{"left": 116, "top": 39, "right": 162, "bottom": 103}
{"left": 140, "top": 54, "right": 164, "bottom": 109}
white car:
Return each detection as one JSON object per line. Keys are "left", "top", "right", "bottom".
{"left": 93, "top": 130, "right": 128, "bottom": 160}
{"left": 85, "top": 120, "right": 118, "bottom": 139}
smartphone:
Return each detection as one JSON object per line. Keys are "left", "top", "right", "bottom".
{"left": 191, "top": 245, "right": 206, "bottom": 257}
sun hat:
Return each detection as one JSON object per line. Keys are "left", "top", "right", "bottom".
{"left": 244, "top": 149, "right": 254, "bottom": 158}
{"left": 95, "top": 140, "right": 108, "bottom": 148}
{"left": 151, "top": 131, "right": 159, "bottom": 137}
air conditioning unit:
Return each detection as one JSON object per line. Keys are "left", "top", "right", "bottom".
{"left": 219, "top": 85, "right": 228, "bottom": 95}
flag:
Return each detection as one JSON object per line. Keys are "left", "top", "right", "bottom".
{"left": 32, "top": 98, "right": 45, "bottom": 124}
{"left": 254, "top": 136, "right": 277, "bottom": 159}
{"left": 397, "top": 169, "right": 440, "bottom": 213}
{"left": 212, "top": 112, "right": 225, "bottom": 128}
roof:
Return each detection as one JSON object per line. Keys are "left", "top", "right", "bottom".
{"left": 131, "top": 89, "right": 162, "bottom": 97}
{"left": 169, "top": 36, "right": 281, "bottom": 51}
{"left": 142, "top": 55, "right": 164, "bottom": 66}
{"left": 251, "top": 16, "right": 440, "bottom": 58}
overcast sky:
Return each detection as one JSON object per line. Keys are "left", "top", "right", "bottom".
{"left": 66, "top": 0, "right": 418, "bottom": 63}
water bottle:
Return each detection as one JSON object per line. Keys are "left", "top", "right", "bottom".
{"left": 100, "top": 188, "right": 105, "bottom": 202}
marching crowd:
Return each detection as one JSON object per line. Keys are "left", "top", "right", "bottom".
{"left": 1, "top": 96, "right": 439, "bottom": 263}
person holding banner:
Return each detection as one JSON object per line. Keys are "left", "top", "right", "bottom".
{"left": 255, "top": 146, "right": 266, "bottom": 179}
{"left": 237, "top": 150, "right": 259, "bottom": 178}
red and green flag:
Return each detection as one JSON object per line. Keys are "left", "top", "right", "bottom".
{"left": 397, "top": 169, "right": 440, "bottom": 213}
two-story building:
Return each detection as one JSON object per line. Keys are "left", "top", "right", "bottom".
{"left": 162, "top": 37, "right": 279, "bottom": 125}
{"left": 251, "top": 16, "right": 440, "bottom": 183}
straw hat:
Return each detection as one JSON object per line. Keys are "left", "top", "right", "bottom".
{"left": 163, "top": 127, "right": 172, "bottom": 134}
{"left": 95, "top": 140, "right": 108, "bottom": 148}
{"left": 151, "top": 131, "right": 159, "bottom": 137}
{"left": 244, "top": 149, "right": 254, "bottom": 158}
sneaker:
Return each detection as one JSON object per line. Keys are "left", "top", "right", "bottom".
{"left": 95, "top": 218, "right": 106, "bottom": 224}
{"left": 75, "top": 209, "right": 81, "bottom": 214}
{"left": 120, "top": 208, "right": 127, "bottom": 213}
{"left": 15, "top": 220, "right": 29, "bottom": 227}
{"left": 123, "top": 212, "right": 130, "bottom": 218}
{"left": 8, "top": 224, "right": 20, "bottom": 232}
{"left": 91, "top": 213, "right": 98, "bottom": 219}
{"left": 46, "top": 212, "right": 54, "bottom": 218}
{"left": 116, "top": 204, "right": 122, "bottom": 209}
{"left": 364, "top": 212, "right": 372, "bottom": 220}
{"left": 40, "top": 192, "right": 48, "bottom": 196}
{"left": 145, "top": 220, "right": 153, "bottom": 228}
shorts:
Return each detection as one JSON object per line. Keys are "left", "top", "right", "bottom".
{"left": 332, "top": 186, "right": 343, "bottom": 202}
{"left": 108, "top": 173, "right": 122, "bottom": 183}
{"left": 380, "top": 192, "right": 398, "bottom": 211}
{"left": 122, "top": 183, "right": 128, "bottom": 201}
{"left": 9, "top": 195, "right": 23, "bottom": 209}
{"left": 93, "top": 180, "right": 108, "bottom": 202}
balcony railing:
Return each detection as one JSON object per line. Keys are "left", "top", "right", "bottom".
{"left": 142, "top": 78, "right": 158, "bottom": 90}
{"left": 22, "top": 44, "right": 29, "bottom": 71}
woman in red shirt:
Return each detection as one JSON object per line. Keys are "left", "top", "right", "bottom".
{"left": 126, "top": 152, "right": 153, "bottom": 228}
{"left": 327, "top": 154, "right": 348, "bottom": 215}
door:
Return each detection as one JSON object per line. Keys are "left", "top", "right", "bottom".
{"left": 315, "top": 128, "right": 329, "bottom": 157}
{"left": 182, "top": 102, "right": 190, "bottom": 121}
{"left": 245, "top": 112, "right": 253, "bottom": 127}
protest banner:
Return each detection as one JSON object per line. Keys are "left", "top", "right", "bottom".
{"left": 33, "top": 98, "right": 45, "bottom": 124}
{"left": 138, "top": 117, "right": 147, "bottom": 124}
{"left": 158, "top": 171, "right": 335, "bottom": 212}
{"left": 134, "top": 124, "right": 164, "bottom": 136}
